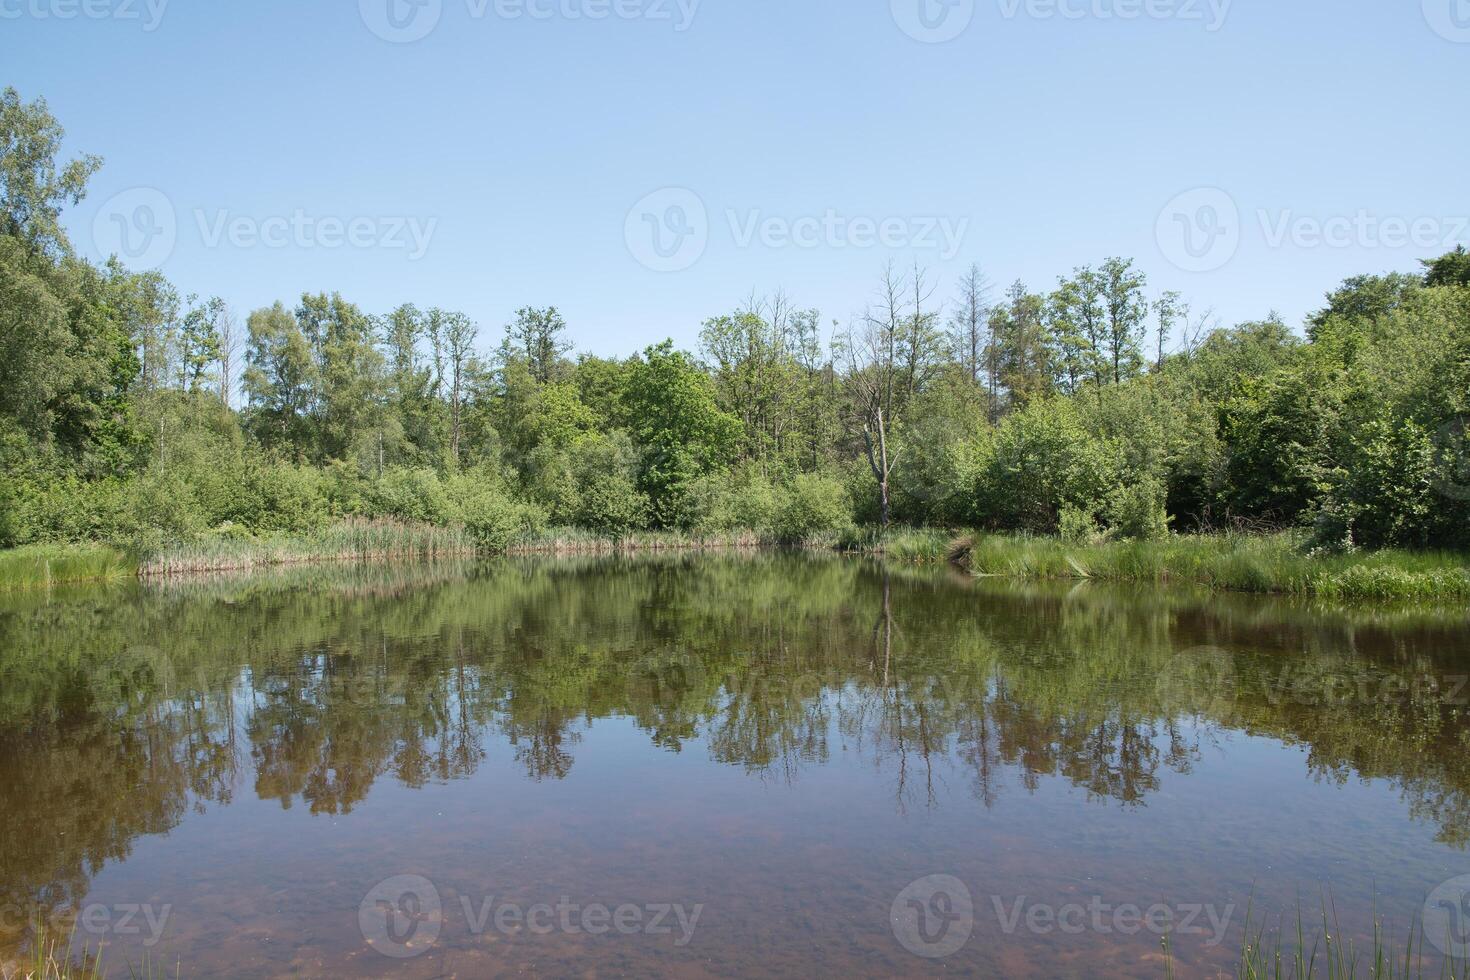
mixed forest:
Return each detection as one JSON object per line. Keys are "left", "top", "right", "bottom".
{"left": 4, "top": 87, "right": 1470, "bottom": 559}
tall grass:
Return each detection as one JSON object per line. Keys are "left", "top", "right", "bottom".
{"left": 958, "top": 532, "right": 1470, "bottom": 602}
{"left": 507, "top": 527, "right": 765, "bottom": 555}
{"left": 139, "top": 519, "right": 477, "bottom": 577}
{"left": 0, "top": 923, "right": 105, "bottom": 980}
{"left": 832, "top": 526, "right": 957, "bottom": 562}
{"left": 0, "top": 544, "right": 135, "bottom": 590}
{"left": 1224, "top": 897, "right": 1463, "bottom": 980}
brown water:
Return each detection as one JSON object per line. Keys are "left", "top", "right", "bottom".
{"left": 2, "top": 554, "right": 1470, "bottom": 978}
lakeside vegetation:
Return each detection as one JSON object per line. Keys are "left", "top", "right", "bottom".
{"left": 1164, "top": 898, "right": 1467, "bottom": 980}
{"left": 0, "top": 544, "right": 134, "bottom": 590}
{"left": 5, "top": 525, "right": 1470, "bottom": 604}
{"left": 958, "top": 532, "right": 1470, "bottom": 601}
{"left": 4, "top": 88, "right": 1470, "bottom": 598}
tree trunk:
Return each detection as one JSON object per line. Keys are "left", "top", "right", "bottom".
{"left": 864, "top": 407, "right": 897, "bottom": 530}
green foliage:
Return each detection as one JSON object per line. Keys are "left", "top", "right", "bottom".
{"left": 1105, "top": 475, "right": 1171, "bottom": 541}
{"left": 573, "top": 472, "right": 649, "bottom": 536}
{"left": 2, "top": 87, "right": 1469, "bottom": 560}
{"left": 0, "top": 542, "right": 133, "bottom": 589}
{"left": 1058, "top": 505, "right": 1101, "bottom": 545}
{"left": 228, "top": 461, "right": 329, "bottom": 533}
{"left": 622, "top": 341, "right": 742, "bottom": 527}
{"left": 974, "top": 397, "right": 1116, "bottom": 532}
{"left": 0, "top": 86, "right": 101, "bottom": 254}
{"left": 367, "top": 467, "right": 453, "bottom": 524}
{"left": 1423, "top": 244, "right": 1470, "bottom": 288}
{"left": 455, "top": 483, "right": 547, "bottom": 551}
{"left": 963, "top": 532, "right": 1470, "bottom": 600}
{"left": 1219, "top": 363, "right": 1341, "bottom": 523}
{"left": 687, "top": 469, "right": 782, "bottom": 533}
{"left": 772, "top": 473, "right": 851, "bottom": 541}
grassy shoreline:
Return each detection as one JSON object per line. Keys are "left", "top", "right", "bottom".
{"left": 2, "top": 524, "right": 1469, "bottom": 602}
{"left": 0, "top": 544, "right": 137, "bottom": 590}
{"left": 951, "top": 532, "right": 1470, "bottom": 601}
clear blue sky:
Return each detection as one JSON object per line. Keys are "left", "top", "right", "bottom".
{"left": 5, "top": 0, "right": 1467, "bottom": 358}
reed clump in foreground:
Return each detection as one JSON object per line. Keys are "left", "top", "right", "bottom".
{"left": 1, "top": 920, "right": 177, "bottom": 980}
{"left": 956, "top": 531, "right": 1470, "bottom": 602}
{"left": 0, "top": 544, "right": 135, "bottom": 591}
{"left": 1161, "top": 896, "right": 1466, "bottom": 980}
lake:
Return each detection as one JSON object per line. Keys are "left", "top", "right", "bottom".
{"left": 2, "top": 553, "right": 1469, "bottom": 977}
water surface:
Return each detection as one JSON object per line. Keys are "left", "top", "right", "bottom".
{"left": 2, "top": 554, "right": 1469, "bottom": 977}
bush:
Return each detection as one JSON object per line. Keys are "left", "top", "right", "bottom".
{"left": 977, "top": 398, "right": 1116, "bottom": 532}
{"left": 574, "top": 472, "right": 649, "bottom": 535}
{"left": 17, "top": 473, "right": 130, "bottom": 544}
{"left": 366, "top": 467, "right": 452, "bottom": 525}
{"left": 128, "top": 470, "right": 207, "bottom": 542}
{"left": 1059, "top": 505, "right": 1101, "bottom": 545}
{"left": 456, "top": 484, "right": 547, "bottom": 551}
{"left": 228, "top": 461, "right": 330, "bottom": 533}
{"left": 773, "top": 473, "right": 851, "bottom": 541}
{"left": 1106, "top": 477, "right": 1171, "bottom": 541}
{"left": 686, "top": 470, "right": 779, "bottom": 532}
{"left": 1314, "top": 416, "right": 1439, "bottom": 550}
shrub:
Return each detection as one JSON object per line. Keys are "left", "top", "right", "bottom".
{"left": 229, "top": 462, "right": 330, "bottom": 533}
{"left": 686, "top": 470, "right": 779, "bottom": 532}
{"left": 1059, "top": 505, "right": 1101, "bottom": 545}
{"left": 773, "top": 473, "right": 851, "bottom": 541}
{"left": 21, "top": 474, "right": 130, "bottom": 544}
{"left": 366, "top": 467, "right": 452, "bottom": 525}
{"left": 574, "top": 472, "right": 649, "bottom": 535}
{"left": 1106, "top": 476, "right": 1171, "bottom": 541}
{"left": 114, "top": 469, "right": 208, "bottom": 551}
{"left": 979, "top": 398, "right": 1116, "bottom": 532}
{"left": 1314, "top": 416, "right": 1439, "bottom": 550}
{"left": 457, "top": 485, "right": 547, "bottom": 551}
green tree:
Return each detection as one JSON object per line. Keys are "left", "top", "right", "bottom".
{"left": 622, "top": 340, "right": 742, "bottom": 526}
{"left": 296, "top": 292, "right": 384, "bottom": 461}
{"left": 992, "top": 280, "right": 1053, "bottom": 410}
{"left": 179, "top": 296, "right": 225, "bottom": 393}
{"left": 1422, "top": 245, "right": 1470, "bottom": 288}
{"left": 0, "top": 87, "right": 101, "bottom": 256}
{"left": 1100, "top": 256, "right": 1148, "bottom": 385}
{"left": 504, "top": 306, "right": 571, "bottom": 384}
{"left": 243, "top": 303, "right": 316, "bottom": 452}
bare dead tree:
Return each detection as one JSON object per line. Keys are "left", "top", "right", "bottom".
{"left": 838, "top": 265, "right": 911, "bottom": 529}
{"left": 216, "top": 302, "right": 240, "bottom": 407}
{"left": 903, "top": 261, "right": 941, "bottom": 404}
{"left": 948, "top": 262, "right": 993, "bottom": 389}
{"left": 1178, "top": 305, "right": 1220, "bottom": 359}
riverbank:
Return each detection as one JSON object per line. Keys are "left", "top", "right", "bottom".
{"left": 0, "top": 523, "right": 779, "bottom": 588}
{"left": 952, "top": 531, "right": 1470, "bottom": 601}
{"left": 2, "top": 525, "right": 1469, "bottom": 602}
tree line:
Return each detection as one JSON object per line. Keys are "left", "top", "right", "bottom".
{"left": 3, "top": 87, "right": 1469, "bottom": 552}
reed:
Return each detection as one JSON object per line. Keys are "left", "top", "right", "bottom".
{"left": 832, "top": 526, "right": 957, "bottom": 562}
{"left": 1227, "top": 897, "right": 1462, "bottom": 980}
{"left": 0, "top": 544, "right": 135, "bottom": 590}
{"left": 506, "top": 528, "right": 766, "bottom": 555}
{"left": 1, "top": 923, "right": 104, "bottom": 980}
{"left": 958, "top": 532, "right": 1470, "bottom": 601}
{"left": 138, "top": 519, "right": 477, "bottom": 577}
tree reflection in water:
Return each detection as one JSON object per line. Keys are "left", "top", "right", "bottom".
{"left": 1, "top": 554, "right": 1468, "bottom": 958}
